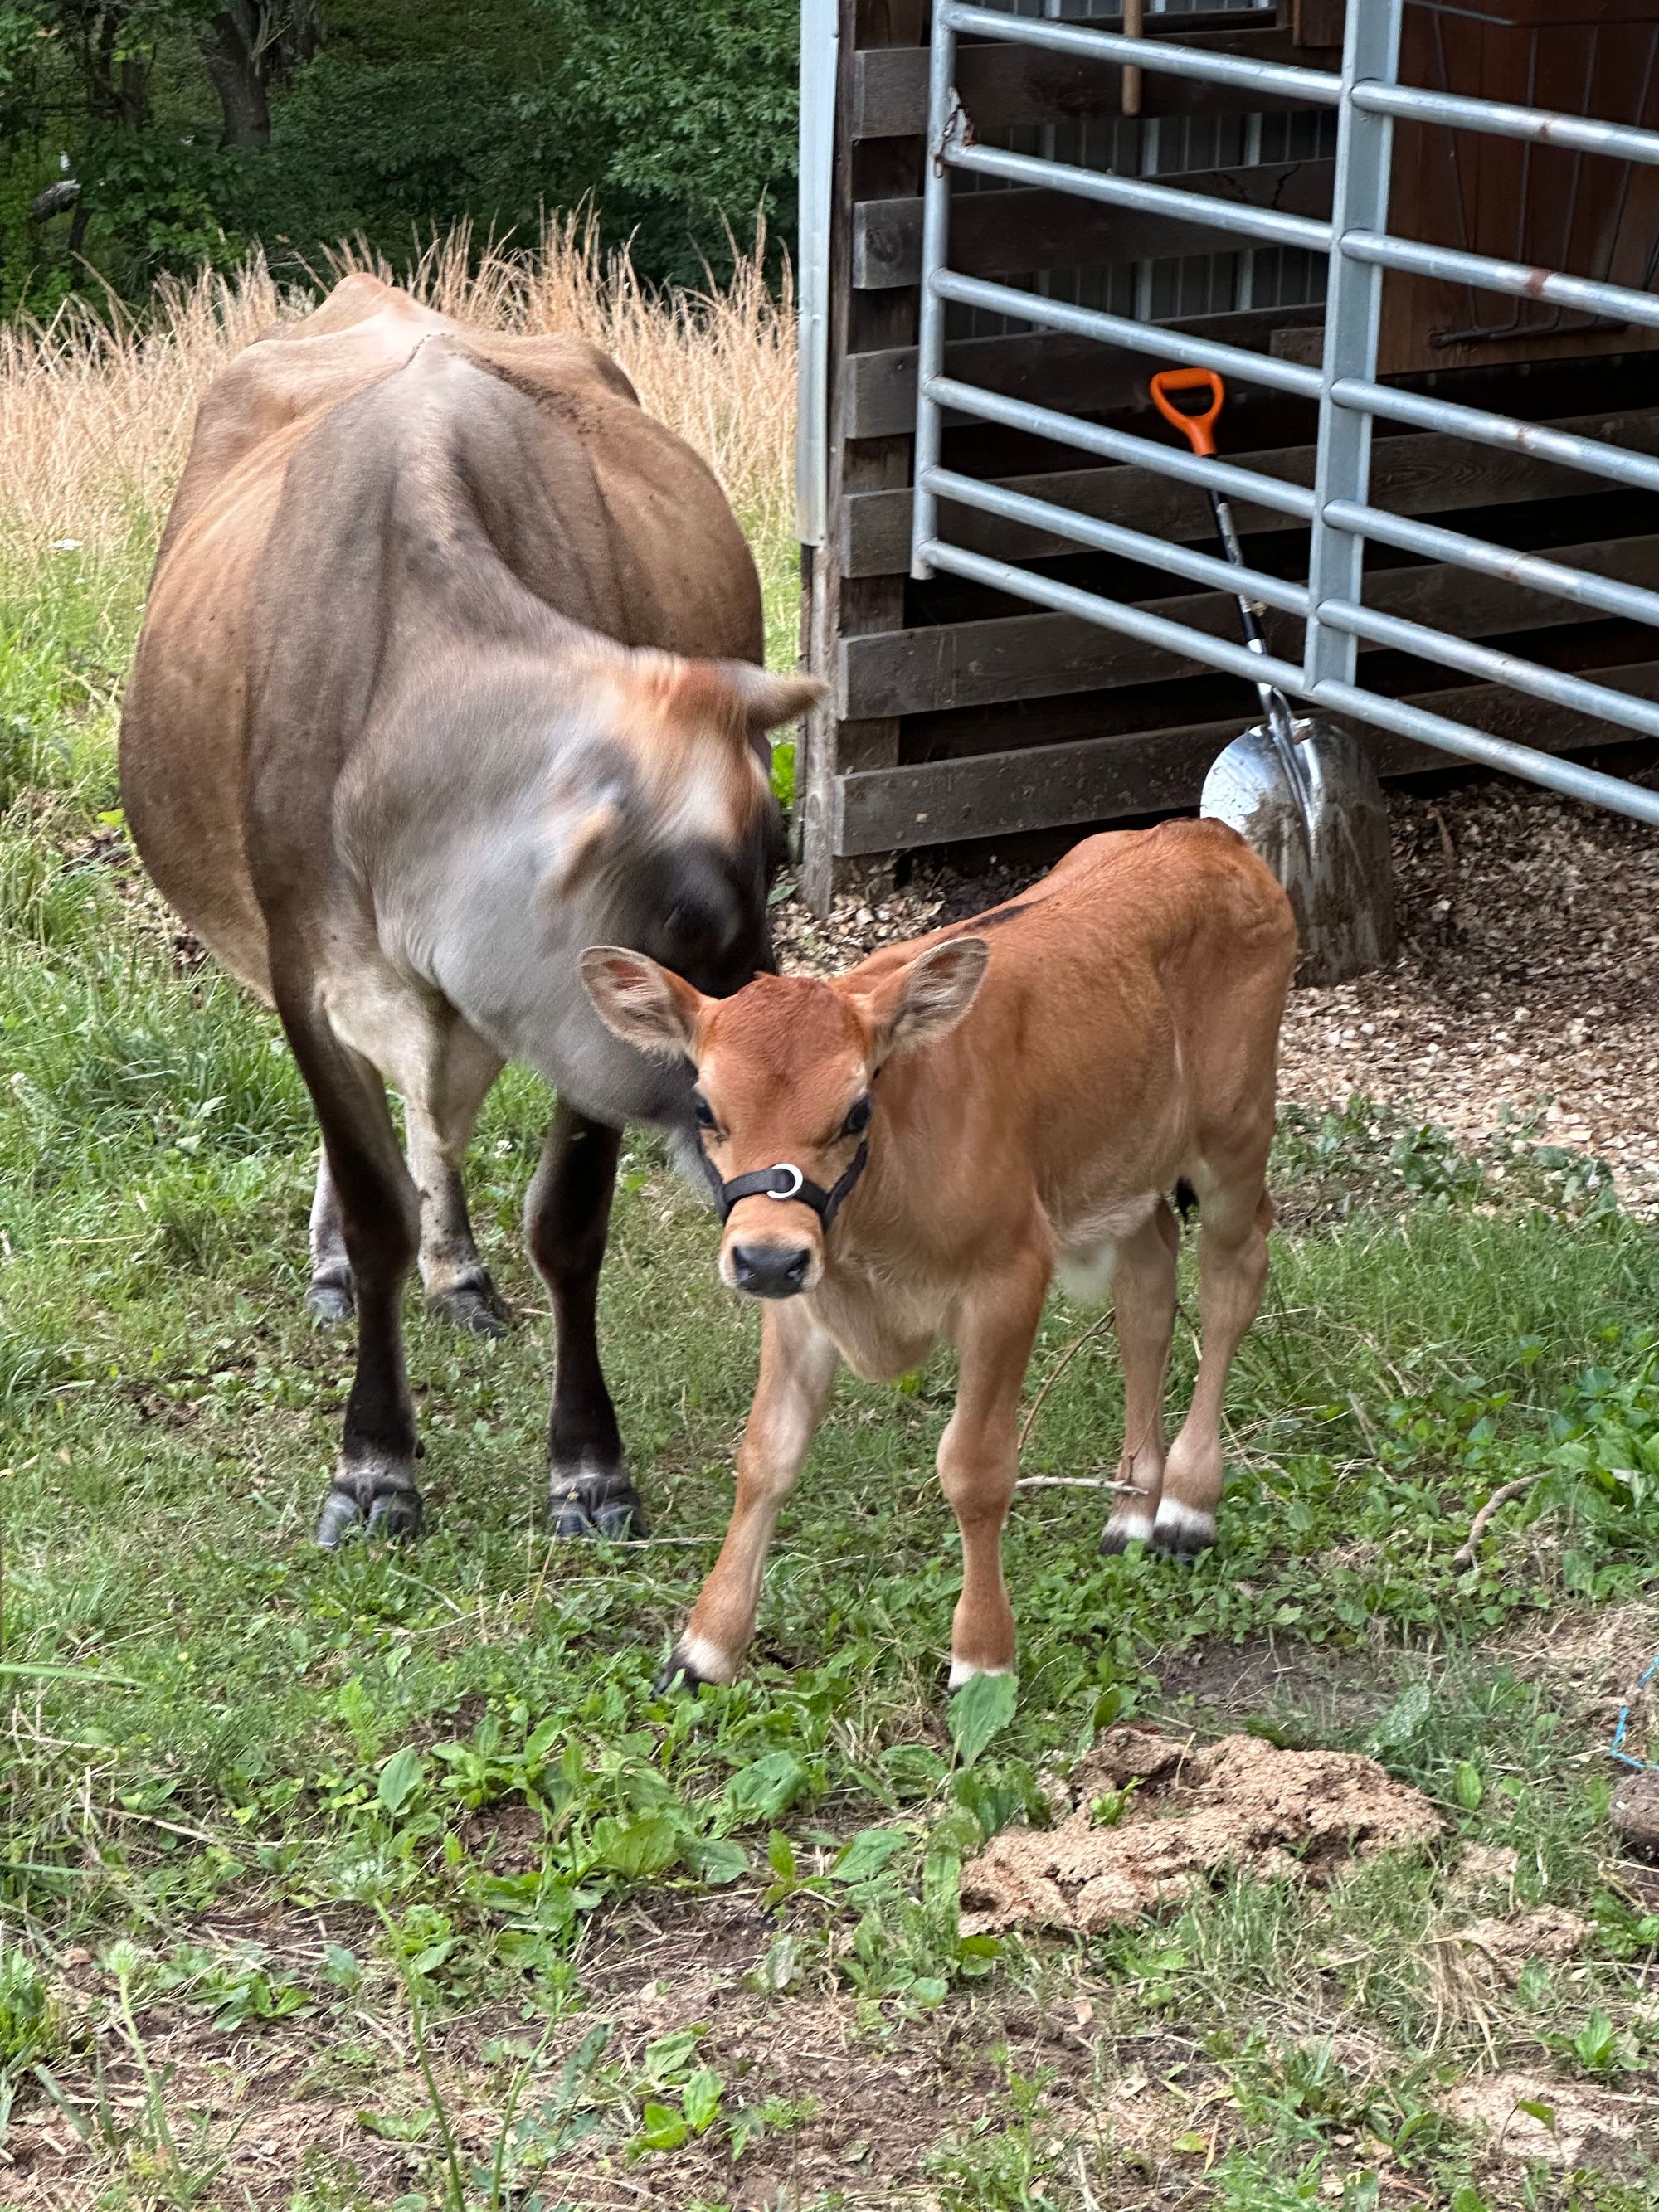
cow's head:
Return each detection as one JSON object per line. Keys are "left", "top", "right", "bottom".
{"left": 561, "top": 654, "right": 820, "bottom": 1000}
{"left": 580, "top": 936, "right": 988, "bottom": 1296}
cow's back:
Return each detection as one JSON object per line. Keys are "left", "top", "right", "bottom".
{"left": 120, "top": 276, "right": 763, "bottom": 998}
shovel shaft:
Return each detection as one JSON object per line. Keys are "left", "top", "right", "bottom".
{"left": 1206, "top": 490, "right": 1299, "bottom": 751}
{"left": 1151, "top": 365, "right": 1308, "bottom": 805}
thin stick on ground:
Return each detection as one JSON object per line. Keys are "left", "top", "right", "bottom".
{"left": 1452, "top": 1471, "right": 1546, "bottom": 1568}
{"left": 1014, "top": 1475, "right": 1137, "bottom": 1494}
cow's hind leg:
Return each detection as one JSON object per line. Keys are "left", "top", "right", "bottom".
{"left": 1155, "top": 1179, "right": 1272, "bottom": 1558}
{"left": 279, "top": 993, "right": 424, "bottom": 1547}
{"left": 527, "top": 1101, "right": 641, "bottom": 1538}
{"left": 1100, "top": 1200, "right": 1179, "bottom": 1553}
{"left": 406, "top": 1025, "right": 508, "bottom": 1336}
{"left": 307, "top": 1151, "right": 353, "bottom": 1322}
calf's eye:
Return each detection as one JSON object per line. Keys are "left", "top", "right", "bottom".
{"left": 693, "top": 1095, "right": 717, "bottom": 1130}
{"left": 842, "top": 1096, "right": 873, "bottom": 1137}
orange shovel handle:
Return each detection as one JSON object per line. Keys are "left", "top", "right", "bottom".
{"left": 1150, "top": 367, "right": 1225, "bottom": 458}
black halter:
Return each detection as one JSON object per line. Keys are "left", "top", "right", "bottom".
{"left": 696, "top": 1138, "right": 869, "bottom": 1232}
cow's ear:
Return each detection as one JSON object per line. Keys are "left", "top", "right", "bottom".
{"left": 579, "top": 946, "right": 705, "bottom": 1059}
{"left": 556, "top": 800, "right": 625, "bottom": 897}
{"left": 715, "top": 662, "right": 829, "bottom": 736}
{"left": 854, "top": 936, "right": 989, "bottom": 1063}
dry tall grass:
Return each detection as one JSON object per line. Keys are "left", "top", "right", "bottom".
{"left": 0, "top": 220, "right": 797, "bottom": 614}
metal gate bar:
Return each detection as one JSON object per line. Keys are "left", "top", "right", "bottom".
{"left": 928, "top": 270, "right": 1325, "bottom": 396}
{"left": 910, "top": 0, "right": 1659, "bottom": 832}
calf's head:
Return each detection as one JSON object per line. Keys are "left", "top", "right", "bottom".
{"left": 581, "top": 935, "right": 989, "bottom": 1296}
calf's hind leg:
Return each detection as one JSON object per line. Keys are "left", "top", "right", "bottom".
{"left": 1099, "top": 1201, "right": 1179, "bottom": 1553}
{"left": 1154, "top": 1182, "right": 1272, "bottom": 1558}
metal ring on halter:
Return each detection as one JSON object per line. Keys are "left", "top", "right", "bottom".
{"left": 765, "top": 1163, "right": 805, "bottom": 1201}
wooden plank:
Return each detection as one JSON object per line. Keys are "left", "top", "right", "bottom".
{"left": 854, "top": 22, "right": 1340, "bottom": 137}
{"left": 838, "top": 532, "right": 1659, "bottom": 718}
{"left": 800, "top": 0, "right": 929, "bottom": 915}
{"left": 1292, "top": 0, "right": 1345, "bottom": 46}
{"left": 843, "top": 304, "right": 1322, "bottom": 440}
{"left": 838, "top": 406, "right": 1659, "bottom": 579}
{"left": 853, "top": 159, "right": 1334, "bottom": 291}
{"left": 832, "top": 660, "right": 1659, "bottom": 853}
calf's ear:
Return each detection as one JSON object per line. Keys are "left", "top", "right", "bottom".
{"left": 579, "top": 946, "right": 706, "bottom": 1058}
{"left": 857, "top": 936, "right": 990, "bottom": 1062}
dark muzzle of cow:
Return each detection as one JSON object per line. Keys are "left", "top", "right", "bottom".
{"left": 696, "top": 1145, "right": 868, "bottom": 1297}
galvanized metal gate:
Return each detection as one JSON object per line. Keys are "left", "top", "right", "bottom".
{"left": 895, "top": 0, "right": 1659, "bottom": 835}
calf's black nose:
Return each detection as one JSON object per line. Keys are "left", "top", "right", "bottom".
{"left": 730, "top": 1243, "right": 811, "bottom": 1299}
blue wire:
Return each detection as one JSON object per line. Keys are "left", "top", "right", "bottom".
{"left": 1610, "top": 1650, "right": 1659, "bottom": 1772}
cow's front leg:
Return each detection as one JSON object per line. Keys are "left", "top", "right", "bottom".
{"left": 665, "top": 1299, "right": 839, "bottom": 1689}
{"left": 279, "top": 989, "right": 424, "bottom": 1546}
{"left": 939, "top": 1247, "right": 1048, "bottom": 1687}
{"left": 526, "top": 1102, "right": 640, "bottom": 1537}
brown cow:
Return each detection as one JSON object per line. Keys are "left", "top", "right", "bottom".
{"left": 582, "top": 819, "right": 1297, "bottom": 1689}
{"left": 120, "top": 273, "right": 817, "bottom": 1547}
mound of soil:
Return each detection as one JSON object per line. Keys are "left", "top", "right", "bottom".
{"left": 960, "top": 1725, "right": 1443, "bottom": 1936}
{"left": 1447, "top": 2070, "right": 1644, "bottom": 2169}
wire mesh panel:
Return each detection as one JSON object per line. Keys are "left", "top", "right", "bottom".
{"left": 907, "top": 0, "right": 1659, "bottom": 830}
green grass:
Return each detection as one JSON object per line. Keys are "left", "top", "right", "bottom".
{"left": 2, "top": 546, "right": 1658, "bottom": 2210}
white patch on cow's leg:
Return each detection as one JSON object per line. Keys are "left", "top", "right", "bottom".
{"left": 1150, "top": 1498, "right": 1217, "bottom": 1556}
{"left": 659, "top": 1631, "right": 740, "bottom": 1690}
{"left": 1155, "top": 1183, "right": 1272, "bottom": 1559}
{"left": 947, "top": 1657, "right": 1015, "bottom": 1691}
{"left": 1098, "top": 1203, "right": 1178, "bottom": 1555}
{"left": 306, "top": 1151, "right": 354, "bottom": 1322}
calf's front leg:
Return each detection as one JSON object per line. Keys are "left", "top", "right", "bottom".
{"left": 939, "top": 1251, "right": 1048, "bottom": 1686}
{"left": 665, "top": 1299, "right": 840, "bottom": 1689}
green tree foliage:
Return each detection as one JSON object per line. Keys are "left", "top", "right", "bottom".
{"left": 0, "top": 0, "right": 798, "bottom": 313}
{"left": 531, "top": 0, "right": 799, "bottom": 280}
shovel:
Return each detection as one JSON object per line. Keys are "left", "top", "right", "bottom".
{"left": 1149, "top": 367, "right": 1396, "bottom": 985}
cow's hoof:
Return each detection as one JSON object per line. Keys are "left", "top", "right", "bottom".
{"left": 654, "top": 1636, "right": 727, "bottom": 1694}
{"left": 315, "top": 1480, "right": 424, "bottom": 1548}
{"left": 1151, "top": 1502, "right": 1215, "bottom": 1558}
{"left": 1099, "top": 1510, "right": 1155, "bottom": 1556}
{"left": 654, "top": 1649, "right": 705, "bottom": 1694}
{"left": 427, "top": 1278, "right": 511, "bottom": 1339}
{"left": 305, "top": 1274, "right": 354, "bottom": 1325}
{"left": 547, "top": 1467, "right": 648, "bottom": 1541}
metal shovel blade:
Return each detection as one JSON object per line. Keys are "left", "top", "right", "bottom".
{"left": 1201, "top": 717, "right": 1397, "bottom": 988}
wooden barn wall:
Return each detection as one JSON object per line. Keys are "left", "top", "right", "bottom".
{"left": 798, "top": 0, "right": 1659, "bottom": 905}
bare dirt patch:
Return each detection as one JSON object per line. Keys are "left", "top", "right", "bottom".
{"left": 1447, "top": 2068, "right": 1656, "bottom": 2171}
{"left": 959, "top": 1724, "right": 1443, "bottom": 1936}
{"left": 1451, "top": 1906, "right": 1593, "bottom": 1986}
{"left": 773, "top": 773, "right": 1659, "bottom": 1211}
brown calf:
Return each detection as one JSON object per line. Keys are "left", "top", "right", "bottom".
{"left": 583, "top": 820, "right": 1297, "bottom": 1689}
